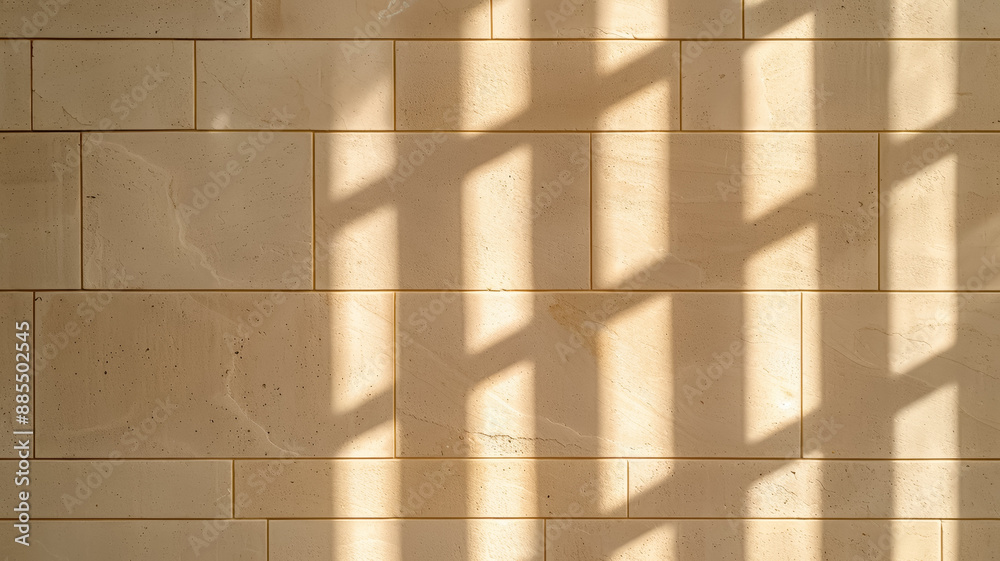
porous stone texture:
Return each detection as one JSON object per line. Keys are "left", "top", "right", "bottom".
{"left": 0, "top": 41, "right": 30, "bottom": 129}
{"left": 35, "top": 292, "right": 393, "bottom": 458}
{"left": 2, "top": 0, "right": 994, "bottom": 557}
{"left": 196, "top": 41, "right": 393, "bottom": 130}
{"left": 32, "top": 40, "right": 194, "bottom": 130}
{"left": 82, "top": 132, "right": 312, "bottom": 289}
{"left": 0, "top": 133, "right": 80, "bottom": 288}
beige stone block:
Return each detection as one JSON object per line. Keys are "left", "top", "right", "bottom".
{"left": 547, "top": 519, "right": 940, "bottom": 560}
{"left": 32, "top": 41, "right": 194, "bottom": 130}
{"left": 0, "top": 293, "right": 32, "bottom": 458}
{"left": 197, "top": 41, "right": 393, "bottom": 130}
{"left": 593, "top": 133, "right": 878, "bottom": 289}
{"left": 0, "top": 133, "right": 80, "bottom": 289}
{"left": 315, "top": 133, "right": 590, "bottom": 290}
{"left": 747, "top": 0, "right": 1000, "bottom": 38}
{"left": 0, "top": 0, "right": 248, "bottom": 38}
{"left": 270, "top": 519, "right": 544, "bottom": 560}
{"left": 0, "top": 520, "right": 266, "bottom": 560}
{"left": 235, "top": 459, "right": 626, "bottom": 517}
{"left": 253, "top": 0, "right": 490, "bottom": 38}
{"left": 396, "top": 41, "right": 679, "bottom": 130}
{"left": 82, "top": 132, "right": 311, "bottom": 289}
{"left": 546, "top": 520, "right": 678, "bottom": 560}
{"left": 683, "top": 41, "right": 1000, "bottom": 130}
{"left": 35, "top": 292, "right": 393, "bottom": 458}
{"left": 0, "top": 460, "right": 231, "bottom": 517}
{"left": 494, "top": 0, "right": 740, "bottom": 38}
{"left": 0, "top": 40, "right": 30, "bottom": 129}
{"left": 881, "top": 133, "right": 1000, "bottom": 289}
{"left": 629, "top": 459, "right": 1000, "bottom": 518}
{"left": 803, "top": 292, "right": 1000, "bottom": 458}
{"left": 397, "top": 292, "right": 800, "bottom": 457}
{"left": 944, "top": 521, "right": 1000, "bottom": 561}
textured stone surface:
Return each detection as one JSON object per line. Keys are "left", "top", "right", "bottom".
{"left": 252, "top": 0, "right": 490, "bottom": 38}
{"left": 197, "top": 41, "right": 393, "bottom": 130}
{"left": 35, "top": 292, "right": 393, "bottom": 457}
{"left": 0, "top": 133, "right": 81, "bottom": 289}
{"left": 746, "top": 0, "right": 1000, "bottom": 38}
{"left": 0, "top": 520, "right": 266, "bottom": 560}
{"left": 315, "top": 133, "right": 591, "bottom": 289}
{"left": 32, "top": 41, "right": 194, "bottom": 130}
{"left": 397, "top": 292, "right": 800, "bottom": 457}
{"left": 683, "top": 41, "right": 1000, "bottom": 130}
{"left": 593, "top": 132, "right": 878, "bottom": 289}
{"left": 881, "top": 133, "right": 1000, "bottom": 290}
{"left": 0, "top": 0, "right": 248, "bottom": 37}
{"left": 0, "top": 41, "right": 30, "bottom": 129}
{"left": 494, "top": 0, "right": 741, "bottom": 38}
{"left": 0, "top": 460, "right": 232, "bottom": 517}
{"left": 804, "top": 292, "right": 1000, "bottom": 458}
{"left": 629, "top": 459, "right": 1000, "bottom": 518}
{"left": 944, "top": 521, "right": 1000, "bottom": 560}
{"left": 3, "top": 0, "right": 997, "bottom": 556}
{"left": 235, "top": 459, "right": 626, "bottom": 517}
{"left": 396, "top": 41, "right": 679, "bottom": 130}
{"left": 547, "top": 519, "right": 940, "bottom": 560}
{"left": 270, "top": 520, "right": 544, "bottom": 560}
{"left": 82, "top": 132, "right": 311, "bottom": 289}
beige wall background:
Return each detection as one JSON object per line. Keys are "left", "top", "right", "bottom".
{"left": 1, "top": 0, "right": 999, "bottom": 558}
